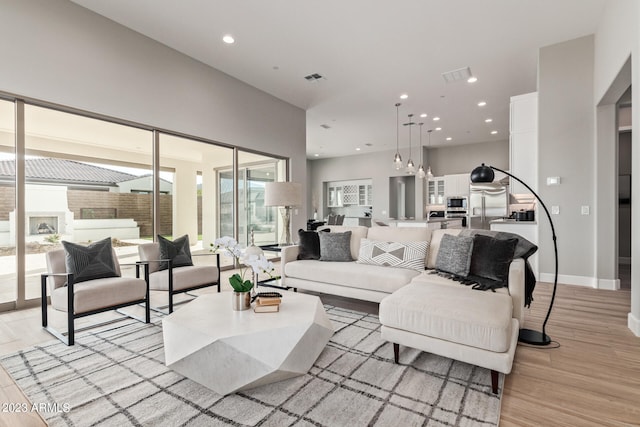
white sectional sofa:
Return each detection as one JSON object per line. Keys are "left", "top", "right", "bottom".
{"left": 280, "top": 225, "right": 526, "bottom": 393}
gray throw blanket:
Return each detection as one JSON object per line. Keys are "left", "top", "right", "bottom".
{"left": 459, "top": 229, "right": 538, "bottom": 307}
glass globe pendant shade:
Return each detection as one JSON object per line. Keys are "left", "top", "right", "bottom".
{"left": 417, "top": 165, "right": 426, "bottom": 179}
{"left": 406, "top": 159, "right": 416, "bottom": 174}
{"left": 393, "top": 152, "right": 403, "bottom": 170}
{"left": 427, "top": 166, "right": 434, "bottom": 180}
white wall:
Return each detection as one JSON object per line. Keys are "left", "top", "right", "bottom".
{"left": 427, "top": 140, "right": 509, "bottom": 177}
{"left": 592, "top": 0, "right": 640, "bottom": 336}
{"left": 0, "top": 0, "right": 307, "bottom": 232}
{"left": 538, "top": 35, "right": 596, "bottom": 285}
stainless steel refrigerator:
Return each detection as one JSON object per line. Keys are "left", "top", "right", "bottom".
{"left": 468, "top": 182, "right": 508, "bottom": 229}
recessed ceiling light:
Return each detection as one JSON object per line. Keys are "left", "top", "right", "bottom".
{"left": 314, "top": 153, "right": 319, "bottom": 157}
{"left": 485, "top": 118, "right": 493, "bottom": 123}
{"left": 446, "top": 137, "right": 452, "bottom": 141}
{"left": 433, "top": 117, "right": 440, "bottom": 121}
{"left": 467, "top": 76, "right": 478, "bottom": 83}
{"left": 477, "top": 101, "right": 487, "bottom": 107}
{"left": 400, "top": 94, "right": 408, "bottom": 99}
{"left": 420, "top": 113, "right": 427, "bottom": 118}
{"left": 356, "top": 147, "right": 361, "bottom": 151}
{"left": 435, "top": 127, "right": 442, "bottom": 131}
{"left": 491, "top": 130, "right": 498, "bottom": 134}
{"left": 222, "top": 34, "right": 235, "bottom": 44}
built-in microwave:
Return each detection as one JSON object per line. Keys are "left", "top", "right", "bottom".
{"left": 446, "top": 196, "right": 467, "bottom": 210}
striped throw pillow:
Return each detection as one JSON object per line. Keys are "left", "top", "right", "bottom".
{"left": 357, "top": 239, "right": 429, "bottom": 271}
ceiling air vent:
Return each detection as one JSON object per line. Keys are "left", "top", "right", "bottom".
{"left": 304, "top": 73, "right": 324, "bottom": 82}
{"left": 442, "top": 66, "right": 472, "bottom": 83}
{"left": 320, "top": 124, "right": 331, "bottom": 129}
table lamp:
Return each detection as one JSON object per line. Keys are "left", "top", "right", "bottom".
{"left": 264, "top": 181, "right": 302, "bottom": 246}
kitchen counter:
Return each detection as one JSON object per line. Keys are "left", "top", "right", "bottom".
{"left": 490, "top": 219, "right": 537, "bottom": 225}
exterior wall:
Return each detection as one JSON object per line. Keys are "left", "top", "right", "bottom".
{"left": 0, "top": 186, "right": 201, "bottom": 241}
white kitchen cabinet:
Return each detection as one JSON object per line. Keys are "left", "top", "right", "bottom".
{"left": 510, "top": 92, "right": 538, "bottom": 194}
{"left": 342, "top": 184, "right": 359, "bottom": 205}
{"left": 358, "top": 184, "right": 373, "bottom": 206}
{"left": 444, "top": 173, "right": 470, "bottom": 198}
{"left": 328, "top": 186, "right": 343, "bottom": 207}
{"left": 427, "top": 177, "right": 445, "bottom": 205}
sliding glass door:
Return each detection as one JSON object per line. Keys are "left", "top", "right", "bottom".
{"left": 222, "top": 152, "right": 286, "bottom": 249}
{"left": 23, "top": 105, "right": 153, "bottom": 300}
{"left": 0, "top": 100, "right": 16, "bottom": 307}
{"left": 0, "top": 94, "right": 288, "bottom": 311}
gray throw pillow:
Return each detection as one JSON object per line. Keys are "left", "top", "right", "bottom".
{"left": 319, "top": 231, "right": 353, "bottom": 262}
{"left": 62, "top": 237, "right": 119, "bottom": 283}
{"left": 435, "top": 234, "right": 474, "bottom": 277}
{"left": 158, "top": 234, "right": 194, "bottom": 270}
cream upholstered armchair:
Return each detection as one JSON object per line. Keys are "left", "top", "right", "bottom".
{"left": 41, "top": 240, "right": 150, "bottom": 346}
{"left": 137, "top": 238, "right": 220, "bottom": 313}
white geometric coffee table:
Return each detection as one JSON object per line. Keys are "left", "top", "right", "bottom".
{"left": 162, "top": 291, "right": 334, "bottom": 395}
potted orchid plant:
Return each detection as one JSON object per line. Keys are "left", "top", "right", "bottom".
{"left": 210, "top": 236, "right": 275, "bottom": 310}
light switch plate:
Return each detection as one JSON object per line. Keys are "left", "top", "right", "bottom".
{"left": 581, "top": 206, "right": 589, "bottom": 215}
{"left": 551, "top": 206, "right": 560, "bottom": 215}
{"left": 547, "top": 176, "right": 561, "bottom": 186}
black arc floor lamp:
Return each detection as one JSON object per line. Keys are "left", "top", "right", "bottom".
{"left": 470, "top": 163, "right": 558, "bottom": 346}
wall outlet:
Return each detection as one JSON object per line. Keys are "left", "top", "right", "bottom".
{"left": 581, "top": 206, "right": 589, "bottom": 215}
{"left": 551, "top": 206, "right": 560, "bottom": 215}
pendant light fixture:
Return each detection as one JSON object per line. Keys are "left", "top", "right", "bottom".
{"left": 417, "top": 122, "right": 426, "bottom": 179}
{"left": 393, "top": 103, "right": 403, "bottom": 170}
{"left": 426, "top": 129, "right": 434, "bottom": 180}
{"left": 405, "top": 114, "right": 416, "bottom": 175}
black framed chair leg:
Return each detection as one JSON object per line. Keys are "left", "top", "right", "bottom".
{"left": 67, "top": 280, "right": 75, "bottom": 346}
{"left": 41, "top": 275, "right": 48, "bottom": 327}
{"left": 145, "top": 265, "right": 151, "bottom": 323}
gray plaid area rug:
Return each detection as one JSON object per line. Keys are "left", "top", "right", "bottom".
{"left": 1, "top": 306, "right": 502, "bottom": 426}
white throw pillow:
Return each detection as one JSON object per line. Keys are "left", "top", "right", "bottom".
{"left": 357, "top": 239, "right": 429, "bottom": 271}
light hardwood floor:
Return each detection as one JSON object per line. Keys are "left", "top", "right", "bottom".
{"left": 1, "top": 280, "right": 639, "bottom": 426}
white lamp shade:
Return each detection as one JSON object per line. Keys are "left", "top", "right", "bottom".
{"left": 264, "top": 182, "right": 302, "bottom": 207}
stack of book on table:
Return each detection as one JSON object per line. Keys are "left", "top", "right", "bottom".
{"left": 254, "top": 294, "right": 281, "bottom": 313}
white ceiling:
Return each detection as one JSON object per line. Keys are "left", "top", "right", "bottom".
{"left": 70, "top": 0, "right": 608, "bottom": 159}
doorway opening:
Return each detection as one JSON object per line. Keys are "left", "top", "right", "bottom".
{"left": 618, "top": 87, "right": 632, "bottom": 290}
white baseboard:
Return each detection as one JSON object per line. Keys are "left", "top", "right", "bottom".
{"left": 539, "top": 273, "right": 596, "bottom": 287}
{"left": 539, "top": 273, "right": 621, "bottom": 290}
{"left": 619, "top": 257, "right": 631, "bottom": 265}
{"left": 598, "top": 278, "right": 620, "bottom": 290}
{"left": 629, "top": 313, "right": 640, "bottom": 337}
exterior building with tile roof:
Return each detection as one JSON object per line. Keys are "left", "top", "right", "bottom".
{"left": 0, "top": 158, "right": 172, "bottom": 193}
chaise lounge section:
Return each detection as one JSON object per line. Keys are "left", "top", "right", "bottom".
{"left": 281, "top": 225, "right": 528, "bottom": 392}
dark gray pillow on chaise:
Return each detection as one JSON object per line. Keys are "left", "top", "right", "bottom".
{"left": 62, "top": 237, "right": 119, "bottom": 283}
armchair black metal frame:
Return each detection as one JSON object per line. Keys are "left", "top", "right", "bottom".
{"left": 41, "top": 263, "right": 151, "bottom": 346}
{"left": 138, "top": 253, "right": 221, "bottom": 313}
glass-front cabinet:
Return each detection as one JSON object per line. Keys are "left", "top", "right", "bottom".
{"left": 328, "top": 186, "right": 343, "bottom": 207}
{"left": 427, "top": 177, "right": 445, "bottom": 205}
